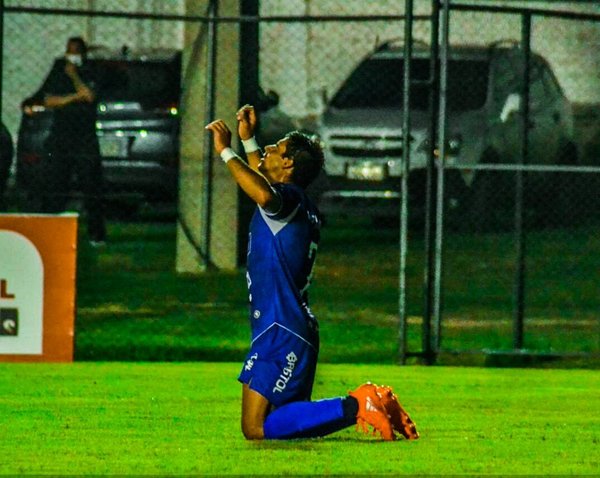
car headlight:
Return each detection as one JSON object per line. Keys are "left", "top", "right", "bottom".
{"left": 447, "top": 135, "right": 462, "bottom": 155}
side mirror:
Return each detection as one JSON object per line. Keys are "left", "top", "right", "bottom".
{"left": 255, "top": 88, "right": 279, "bottom": 112}
{"left": 265, "top": 90, "right": 279, "bottom": 108}
{"left": 500, "top": 93, "right": 521, "bottom": 123}
{"left": 321, "top": 87, "right": 329, "bottom": 105}
{"left": 309, "top": 87, "right": 329, "bottom": 112}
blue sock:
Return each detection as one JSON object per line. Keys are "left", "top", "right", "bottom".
{"left": 263, "top": 396, "right": 358, "bottom": 439}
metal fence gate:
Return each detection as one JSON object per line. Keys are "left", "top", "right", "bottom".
{"left": 398, "top": 2, "right": 600, "bottom": 365}
{"left": 1, "top": 0, "right": 598, "bottom": 364}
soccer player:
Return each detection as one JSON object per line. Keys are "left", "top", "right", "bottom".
{"left": 205, "top": 105, "right": 418, "bottom": 441}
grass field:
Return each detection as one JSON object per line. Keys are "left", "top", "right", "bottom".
{"left": 74, "top": 218, "right": 600, "bottom": 364}
{"left": 1, "top": 362, "right": 598, "bottom": 475}
{"left": 2, "top": 217, "right": 599, "bottom": 475}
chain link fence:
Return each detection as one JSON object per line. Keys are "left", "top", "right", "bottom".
{"left": 1, "top": 0, "right": 598, "bottom": 363}
{"left": 431, "top": 4, "right": 600, "bottom": 363}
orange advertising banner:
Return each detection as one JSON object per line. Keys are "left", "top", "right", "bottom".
{"left": 0, "top": 213, "right": 78, "bottom": 362}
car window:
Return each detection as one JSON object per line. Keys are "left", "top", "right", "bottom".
{"left": 330, "top": 57, "right": 489, "bottom": 112}
{"left": 492, "top": 53, "right": 520, "bottom": 104}
{"left": 542, "top": 66, "right": 563, "bottom": 99}
{"left": 529, "top": 68, "right": 545, "bottom": 109}
{"left": 492, "top": 52, "right": 557, "bottom": 112}
{"left": 95, "top": 60, "right": 180, "bottom": 105}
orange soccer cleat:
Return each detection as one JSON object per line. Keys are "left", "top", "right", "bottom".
{"left": 376, "top": 385, "right": 419, "bottom": 440}
{"left": 349, "top": 382, "right": 395, "bottom": 441}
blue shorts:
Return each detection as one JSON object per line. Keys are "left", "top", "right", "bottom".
{"left": 238, "top": 323, "right": 319, "bottom": 408}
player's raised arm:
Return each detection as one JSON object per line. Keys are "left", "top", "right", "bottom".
{"left": 236, "top": 104, "right": 262, "bottom": 171}
{"left": 205, "top": 119, "right": 281, "bottom": 213}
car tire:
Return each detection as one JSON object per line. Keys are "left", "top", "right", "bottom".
{"left": 443, "top": 170, "right": 470, "bottom": 232}
{"left": 465, "top": 150, "right": 513, "bottom": 232}
{"left": 104, "top": 199, "right": 141, "bottom": 221}
{"left": 552, "top": 141, "right": 579, "bottom": 228}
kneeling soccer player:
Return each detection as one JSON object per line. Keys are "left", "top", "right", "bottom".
{"left": 205, "top": 105, "right": 419, "bottom": 441}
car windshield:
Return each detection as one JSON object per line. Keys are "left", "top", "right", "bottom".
{"left": 331, "top": 57, "right": 489, "bottom": 111}
{"left": 95, "top": 60, "right": 180, "bottom": 106}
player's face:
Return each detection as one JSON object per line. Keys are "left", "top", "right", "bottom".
{"left": 258, "top": 138, "right": 290, "bottom": 182}
{"left": 66, "top": 40, "right": 83, "bottom": 55}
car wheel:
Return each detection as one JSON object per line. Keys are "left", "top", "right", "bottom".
{"left": 105, "top": 199, "right": 141, "bottom": 221}
{"left": 443, "top": 170, "right": 470, "bottom": 231}
{"left": 465, "top": 150, "right": 513, "bottom": 232}
{"left": 552, "top": 141, "right": 579, "bottom": 227}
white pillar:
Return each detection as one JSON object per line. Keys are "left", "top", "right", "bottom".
{"left": 176, "top": 0, "right": 241, "bottom": 273}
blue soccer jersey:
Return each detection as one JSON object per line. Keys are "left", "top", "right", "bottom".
{"left": 238, "top": 182, "right": 322, "bottom": 405}
{"left": 245, "top": 182, "right": 321, "bottom": 347}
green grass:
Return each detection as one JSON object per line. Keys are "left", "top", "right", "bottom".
{"left": 73, "top": 218, "right": 600, "bottom": 363}
{"left": 0, "top": 362, "right": 598, "bottom": 475}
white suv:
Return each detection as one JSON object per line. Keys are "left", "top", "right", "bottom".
{"left": 317, "top": 41, "right": 577, "bottom": 226}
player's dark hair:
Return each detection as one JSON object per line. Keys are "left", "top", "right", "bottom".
{"left": 67, "top": 36, "right": 88, "bottom": 56}
{"left": 283, "top": 131, "right": 325, "bottom": 189}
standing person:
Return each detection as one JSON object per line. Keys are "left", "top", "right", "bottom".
{"left": 0, "top": 122, "right": 14, "bottom": 211}
{"left": 205, "top": 105, "right": 419, "bottom": 441}
{"left": 28, "top": 36, "right": 106, "bottom": 245}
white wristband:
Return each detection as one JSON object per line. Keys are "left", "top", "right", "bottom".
{"left": 242, "top": 137, "right": 260, "bottom": 154}
{"left": 220, "top": 147, "right": 239, "bottom": 163}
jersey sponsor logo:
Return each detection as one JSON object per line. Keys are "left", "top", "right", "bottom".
{"left": 244, "top": 353, "right": 259, "bottom": 371}
{"left": 272, "top": 351, "right": 298, "bottom": 393}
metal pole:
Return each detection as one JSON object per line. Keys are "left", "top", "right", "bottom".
{"left": 399, "top": 0, "right": 413, "bottom": 365}
{"left": 433, "top": 0, "right": 450, "bottom": 354}
{"left": 201, "top": 0, "right": 218, "bottom": 268}
{"left": 422, "top": 0, "right": 440, "bottom": 364}
{"left": 237, "top": 0, "right": 260, "bottom": 266}
{"left": 513, "top": 13, "right": 531, "bottom": 350}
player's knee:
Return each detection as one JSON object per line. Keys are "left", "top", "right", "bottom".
{"left": 242, "top": 422, "right": 265, "bottom": 440}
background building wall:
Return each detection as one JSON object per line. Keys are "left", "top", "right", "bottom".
{"left": 3, "top": 1, "right": 599, "bottom": 138}
{"left": 258, "top": 1, "right": 600, "bottom": 122}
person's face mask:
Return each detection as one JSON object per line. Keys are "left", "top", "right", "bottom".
{"left": 65, "top": 54, "right": 83, "bottom": 67}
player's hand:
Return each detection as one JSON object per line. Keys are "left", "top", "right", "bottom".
{"left": 75, "top": 85, "right": 95, "bottom": 103}
{"left": 205, "top": 119, "right": 232, "bottom": 154}
{"left": 236, "top": 104, "right": 257, "bottom": 140}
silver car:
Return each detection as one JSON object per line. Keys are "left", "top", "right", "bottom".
{"left": 318, "top": 41, "right": 577, "bottom": 225}
{"left": 17, "top": 47, "right": 181, "bottom": 209}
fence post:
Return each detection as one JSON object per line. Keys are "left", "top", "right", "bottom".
{"left": 433, "top": 0, "right": 450, "bottom": 355}
{"left": 421, "top": 0, "right": 440, "bottom": 364}
{"left": 200, "top": 0, "right": 219, "bottom": 269}
{"left": 237, "top": 0, "right": 260, "bottom": 266}
{"left": 399, "top": 0, "right": 414, "bottom": 365}
{"left": 513, "top": 12, "right": 531, "bottom": 350}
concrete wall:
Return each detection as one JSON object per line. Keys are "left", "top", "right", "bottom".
{"left": 258, "top": 1, "right": 600, "bottom": 121}
{"left": 3, "top": 0, "right": 598, "bottom": 137}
